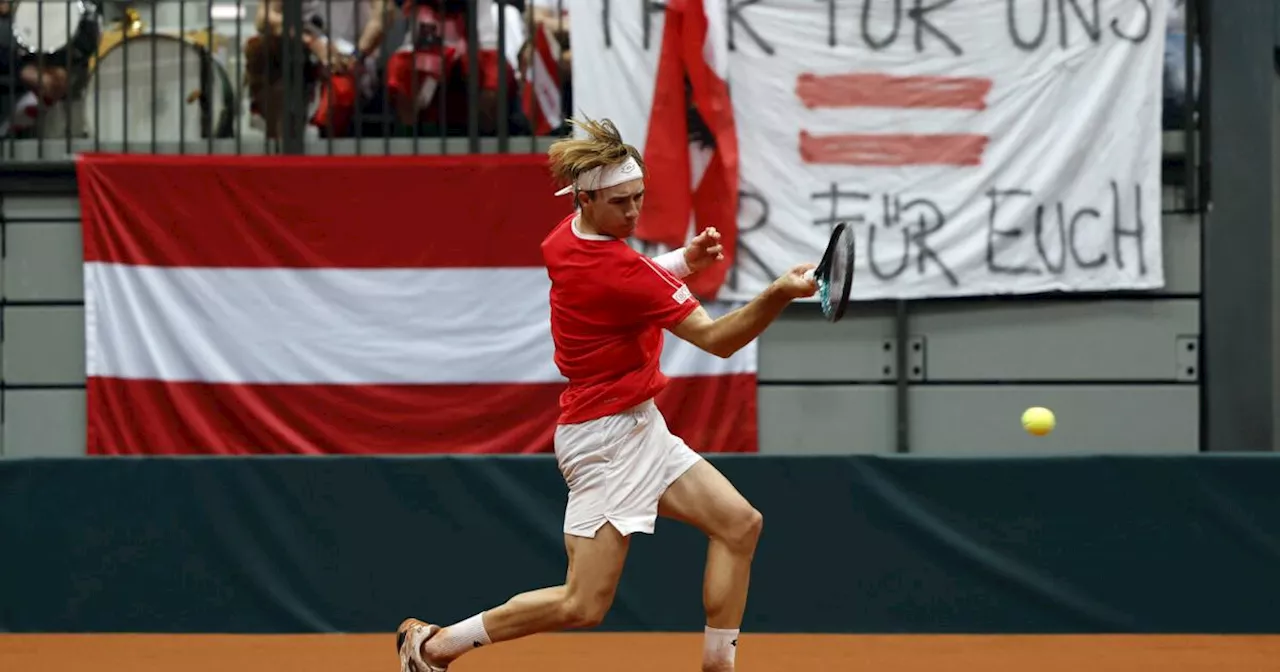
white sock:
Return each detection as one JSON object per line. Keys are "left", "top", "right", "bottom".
{"left": 426, "top": 612, "right": 492, "bottom": 660}
{"left": 702, "top": 626, "right": 739, "bottom": 669}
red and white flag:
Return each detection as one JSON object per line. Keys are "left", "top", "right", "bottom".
{"left": 520, "top": 22, "right": 564, "bottom": 136}
{"left": 76, "top": 153, "right": 757, "bottom": 456}
{"left": 570, "top": 0, "right": 739, "bottom": 301}
{"left": 642, "top": 0, "right": 738, "bottom": 301}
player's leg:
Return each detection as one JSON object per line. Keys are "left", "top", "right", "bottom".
{"left": 398, "top": 523, "right": 630, "bottom": 671}
{"left": 658, "top": 459, "right": 764, "bottom": 672}
{"left": 470, "top": 523, "right": 632, "bottom": 641}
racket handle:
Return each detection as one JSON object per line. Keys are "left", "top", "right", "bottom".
{"left": 803, "top": 268, "right": 816, "bottom": 283}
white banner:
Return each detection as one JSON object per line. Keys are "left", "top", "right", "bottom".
{"left": 568, "top": 0, "right": 1168, "bottom": 301}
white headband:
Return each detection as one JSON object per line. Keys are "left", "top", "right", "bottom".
{"left": 554, "top": 156, "right": 644, "bottom": 196}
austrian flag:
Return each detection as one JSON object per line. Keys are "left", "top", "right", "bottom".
{"left": 639, "top": 0, "right": 739, "bottom": 301}
{"left": 75, "top": 154, "right": 758, "bottom": 456}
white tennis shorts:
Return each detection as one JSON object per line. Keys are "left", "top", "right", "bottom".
{"left": 554, "top": 398, "right": 703, "bottom": 538}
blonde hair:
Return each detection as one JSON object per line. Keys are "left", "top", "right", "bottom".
{"left": 547, "top": 116, "right": 646, "bottom": 193}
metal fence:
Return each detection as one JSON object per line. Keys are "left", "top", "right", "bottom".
{"left": 2, "top": 0, "right": 571, "bottom": 158}
{"left": 2, "top": 0, "right": 1203, "bottom": 211}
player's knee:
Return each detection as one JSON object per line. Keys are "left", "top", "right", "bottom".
{"left": 723, "top": 505, "right": 763, "bottom": 553}
{"left": 558, "top": 593, "right": 612, "bottom": 629}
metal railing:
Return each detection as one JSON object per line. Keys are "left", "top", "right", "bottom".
{"left": 1, "top": 0, "right": 570, "bottom": 158}
{"left": 1, "top": 0, "right": 1202, "bottom": 212}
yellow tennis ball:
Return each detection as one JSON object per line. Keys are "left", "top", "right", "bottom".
{"left": 1021, "top": 406, "right": 1055, "bottom": 436}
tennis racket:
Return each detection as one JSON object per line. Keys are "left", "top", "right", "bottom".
{"left": 803, "top": 222, "right": 855, "bottom": 322}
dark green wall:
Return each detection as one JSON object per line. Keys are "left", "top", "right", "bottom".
{"left": 2, "top": 454, "right": 1278, "bottom": 634}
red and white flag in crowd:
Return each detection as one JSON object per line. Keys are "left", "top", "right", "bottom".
{"left": 521, "top": 21, "right": 564, "bottom": 135}
{"left": 76, "top": 154, "right": 757, "bottom": 456}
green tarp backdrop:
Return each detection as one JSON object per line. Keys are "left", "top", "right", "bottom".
{"left": 2, "top": 454, "right": 1278, "bottom": 634}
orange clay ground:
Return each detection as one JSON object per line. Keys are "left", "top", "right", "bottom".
{"left": 4, "top": 633, "right": 1280, "bottom": 672}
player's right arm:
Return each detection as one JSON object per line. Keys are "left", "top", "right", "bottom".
{"left": 670, "top": 264, "right": 817, "bottom": 359}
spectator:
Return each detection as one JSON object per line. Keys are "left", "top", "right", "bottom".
{"left": 494, "top": 0, "right": 524, "bottom": 76}
{"left": 385, "top": 0, "right": 514, "bottom": 135}
{"left": 0, "top": 0, "right": 99, "bottom": 137}
{"left": 1162, "top": 0, "right": 1199, "bottom": 129}
{"left": 244, "top": 0, "right": 391, "bottom": 139}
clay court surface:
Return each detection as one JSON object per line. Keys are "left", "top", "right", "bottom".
{"left": 3, "top": 633, "right": 1279, "bottom": 671}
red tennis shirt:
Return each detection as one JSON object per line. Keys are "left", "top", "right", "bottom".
{"left": 541, "top": 213, "right": 701, "bottom": 425}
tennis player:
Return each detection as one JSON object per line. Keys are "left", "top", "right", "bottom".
{"left": 397, "top": 116, "right": 816, "bottom": 672}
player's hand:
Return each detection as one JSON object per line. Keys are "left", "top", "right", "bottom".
{"left": 773, "top": 263, "right": 818, "bottom": 299}
{"left": 683, "top": 227, "right": 724, "bottom": 274}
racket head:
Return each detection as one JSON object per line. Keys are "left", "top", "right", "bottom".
{"left": 815, "top": 222, "right": 854, "bottom": 322}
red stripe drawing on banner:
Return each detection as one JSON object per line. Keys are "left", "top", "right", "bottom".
{"left": 796, "top": 71, "right": 992, "bottom": 167}
{"left": 76, "top": 153, "right": 758, "bottom": 456}
{"left": 799, "top": 131, "right": 989, "bottom": 167}
{"left": 796, "top": 73, "right": 992, "bottom": 111}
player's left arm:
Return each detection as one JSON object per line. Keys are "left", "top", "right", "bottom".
{"left": 651, "top": 228, "right": 723, "bottom": 278}
{"left": 651, "top": 248, "right": 691, "bottom": 277}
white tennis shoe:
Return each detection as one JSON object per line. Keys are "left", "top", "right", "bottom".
{"left": 397, "top": 618, "right": 448, "bottom": 672}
